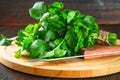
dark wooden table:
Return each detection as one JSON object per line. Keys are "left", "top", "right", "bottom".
{"left": 0, "top": 0, "right": 120, "bottom": 80}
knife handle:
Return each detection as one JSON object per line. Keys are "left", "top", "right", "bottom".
{"left": 83, "top": 45, "right": 120, "bottom": 59}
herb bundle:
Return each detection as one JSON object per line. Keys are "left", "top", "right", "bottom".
{"left": 0, "top": 1, "right": 117, "bottom": 59}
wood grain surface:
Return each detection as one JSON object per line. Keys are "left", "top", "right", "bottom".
{"left": 0, "top": 39, "right": 120, "bottom": 78}
{"left": 0, "top": 61, "right": 120, "bottom": 80}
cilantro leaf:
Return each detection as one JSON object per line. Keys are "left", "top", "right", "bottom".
{"left": 40, "top": 39, "right": 67, "bottom": 58}
{"left": 29, "top": 2, "right": 47, "bottom": 20}
{"left": 84, "top": 15, "right": 95, "bottom": 25}
{"left": 67, "top": 11, "right": 76, "bottom": 24}
{"left": 108, "top": 33, "right": 117, "bottom": 45}
{"left": 48, "top": 2, "right": 64, "bottom": 15}
{"left": 0, "top": 34, "right": 12, "bottom": 46}
{"left": 29, "top": 39, "right": 49, "bottom": 58}
{"left": 44, "top": 30, "right": 56, "bottom": 42}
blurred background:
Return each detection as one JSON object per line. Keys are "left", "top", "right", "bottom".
{"left": 0, "top": 0, "right": 120, "bottom": 38}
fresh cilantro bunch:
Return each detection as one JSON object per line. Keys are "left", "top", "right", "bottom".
{"left": 16, "top": 1, "right": 99, "bottom": 59}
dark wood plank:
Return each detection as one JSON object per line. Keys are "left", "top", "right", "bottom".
{"left": 0, "top": 0, "right": 120, "bottom": 26}
{"left": 0, "top": 26, "right": 25, "bottom": 38}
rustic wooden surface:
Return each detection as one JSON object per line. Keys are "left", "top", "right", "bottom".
{"left": 0, "top": 0, "right": 120, "bottom": 80}
{"left": 0, "top": 0, "right": 120, "bottom": 26}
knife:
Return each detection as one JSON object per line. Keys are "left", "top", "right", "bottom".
{"left": 26, "top": 45, "right": 120, "bottom": 62}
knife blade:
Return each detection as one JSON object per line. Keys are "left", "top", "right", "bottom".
{"left": 26, "top": 49, "right": 120, "bottom": 62}
{"left": 26, "top": 55, "right": 84, "bottom": 62}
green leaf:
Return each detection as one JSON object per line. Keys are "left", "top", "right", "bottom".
{"left": 61, "top": 9, "right": 70, "bottom": 20}
{"left": 40, "top": 12, "right": 50, "bottom": 29}
{"left": 40, "top": 50, "right": 54, "bottom": 59}
{"left": 22, "top": 36, "right": 34, "bottom": 50}
{"left": 29, "top": 39, "right": 49, "bottom": 58}
{"left": 44, "top": 30, "right": 56, "bottom": 42}
{"left": 85, "top": 33, "right": 98, "bottom": 47}
{"left": 24, "top": 24, "right": 34, "bottom": 33}
{"left": 48, "top": 2, "right": 64, "bottom": 15}
{"left": 84, "top": 15, "right": 95, "bottom": 25}
{"left": 74, "top": 31, "right": 84, "bottom": 53}
{"left": 48, "top": 15, "right": 66, "bottom": 30}
{"left": 93, "top": 23, "right": 99, "bottom": 31}
{"left": 17, "top": 23, "right": 40, "bottom": 46}
{"left": 37, "top": 28, "right": 46, "bottom": 40}
{"left": 61, "top": 40, "right": 71, "bottom": 56}
{"left": 40, "top": 39, "right": 67, "bottom": 58}
{"left": 49, "top": 2, "right": 64, "bottom": 9}
{"left": 15, "top": 49, "right": 22, "bottom": 58}
{"left": 29, "top": 8, "right": 42, "bottom": 20}
{"left": 54, "top": 48, "right": 67, "bottom": 58}
{"left": 40, "top": 12, "right": 50, "bottom": 22}
{"left": 49, "top": 2, "right": 64, "bottom": 12}
{"left": 108, "top": 33, "right": 117, "bottom": 45}
{"left": 16, "top": 30, "right": 30, "bottom": 45}
{"left": 32, "top": 2, "right": 46, "bottom": 12}
{"left": 48, "top": 41, "right": 56, "bottom": 49}
{"left": 33, "top": 23, "right": 41, "bottom": 35}
{"left": 0, "top": 34, "right": 12, "bottom": 46}
{"left": 29, "top": 2, "right": 47, "bottom": 20}
{"left": 65, "top": 28, "right": 77, "bottom": 50}
{"left": 67, "top": 11, "right": 76, "bottom": 23}
{"left": 24, "top": 23, "right": 40, "bottom": 35}
{"left": 53, "top": 38, "right": 62, "bottom": 46}
{"left": 75, "top": 11, "right": 84, "bottom": 19}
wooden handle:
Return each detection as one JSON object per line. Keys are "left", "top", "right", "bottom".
{"left": 83, "top": 45, "right": 120, "bottom": 59}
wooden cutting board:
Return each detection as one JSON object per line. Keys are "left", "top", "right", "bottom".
{"left": 0, "top": 40, "right": 120, "bottom": 78}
